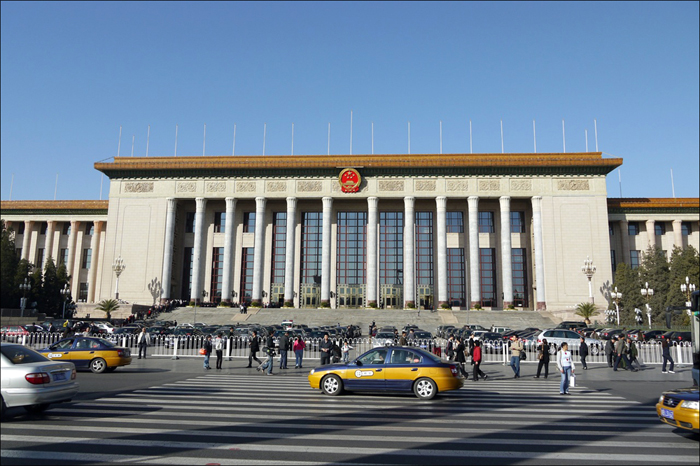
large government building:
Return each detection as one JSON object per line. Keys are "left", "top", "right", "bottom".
{"left": 1, "top": 152, "right": 698, "bottom": 317}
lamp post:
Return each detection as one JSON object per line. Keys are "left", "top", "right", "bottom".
{"left": 112, "top": 256, "right": 126, "bottom": 301}
{"left": 19, "top": 278, "right": 31, "bottom": 317}
{"left": 605, "top": 309, "right": 616, "bottom": 325}
{"left": 641, "top": 282, "right": 654, "bottom": 329}
{"left": 60, "top": 283, "right": 70, "bottom": 319}
{"left": 581, "top": 256, "right": 597, "bottom": 304}
{"left": 680, "top": 276, "right": 696, "bottom": 309}
{"left": 610, "top": 286, "right": 622, "bottom": 326}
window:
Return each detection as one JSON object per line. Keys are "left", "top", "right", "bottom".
{"left": 511, "top": 248, "right": 528, "bottom": 307}
{"left": 447, "top": 248, "right": 466, "bottom": 307}
{"left": 510, "top": 212, "right": 525, "bottom": 233}
{"left": 611, "top": 250, "right": 617, "bottom": 275}
{"left": 85, "top": 222, "right": 94, "bottom": 236}
{"left": 628, "top": 222, "right": 639, "bottom": 236}
{"left": 682, "top": 222, "right": 692, "bottom": 236}
{"left": 337, "top": 212, "right": 367, "bottom": 286}
{"left": 479, "top": 248, "right": 496, "bottom": 307}
{"left": 478, "top": 211, "right": 494, "bottom": 233}
{"left": 62, "top": 222, "right": 71, "bottom": 236}
{"left": 630, "top": 250, "right": 640, "bottom": 270}
{"left": 17, "top": 223, "right": 25, "bottom": 235}
{"left": 214, "top": 212, "right": 226, "bottom": 233}
{"left": 243, "top": 212, "right": 256, "bottom": 233}
{"left": 210, "top": 247, "right": 224, "bottom": 303}
{"left": 301, "top": 212, "right": 322, "bottom": 285}
{"left": 59, "top": 248, "right": 69, "bottom": 266}
{"left": 240, "top": 247, "right": 254, "bottom": 304}
{"left": 446, "top": 212, "right": 464, "bottom": 233}
{"left": 82, "top": 248, "right": 92, "bottom": 269}
{"left": 271, "top": 213, "right": 287, "bottom": 285}
{"left": 358, "top": 348, "right": 388, "bottom": 366}
{"left": 185, "top": 212, "right": 195, "bottom": 233}
{"left": 609, "top": 223, "right": 614, "bottom": 236}
{"left": 79, "top": 283, "right": 88, "bottom": 302}
{"left": 40, "top": 222, "right": 48, "bottom": 235}
{"left": 416, "top": 212, "right": 434, "bottom": 286}
{"left": 181, "top": 247, "right": 193, "bottom": 300}
{"left": 379, "top": 212, "right": 403, "bottom": 286}
{"left": 655, "top": 223, "right": 666, "bottom": 236}
{"left": 36, "top": 248, "right": 45, "bottom": 267}
{"left": 389, "top": 349, "right": 422, "bottom": 365}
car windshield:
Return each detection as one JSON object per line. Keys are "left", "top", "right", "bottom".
{"left": 375, "top": 332, "right": 394, "bottom": 339}
{"left": 1, "top": 345, "right": 49, "bottom": 364}
{"left": 414, "top": 332, "right": 432, "bottom": 339}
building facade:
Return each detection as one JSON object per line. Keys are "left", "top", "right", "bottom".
{"left": 1, "top": 152, "right": 698, "bottom": 316}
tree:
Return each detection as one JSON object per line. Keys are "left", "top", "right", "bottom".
{"left": 666, "top": 245, "right": 700, "bottom": 326}
{"left": 639, "top": 245, "right": 670, "bottom": 326}
{"left": 95, "top": 299, "right": 120, "bottom": 319}
{"left": 574, "top": 302, "right": 599, "bottom": 325}
{"left": 0, "top": 220, "right": 19, "bottom": 308}
{"left": 612, "top": 262, "right": 642, "bottom": 325}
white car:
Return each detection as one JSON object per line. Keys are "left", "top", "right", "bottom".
{"left": 93, "top": 322, "right": 115, "bottom": 334}
{"left": 536, "top": 329, "right": 601, "bottom": 355}
{"left": 372, "top": 332, "right": 396, "bottom": 348}
{"left": 1, "top": 343, "right": 79, "bottom": 416}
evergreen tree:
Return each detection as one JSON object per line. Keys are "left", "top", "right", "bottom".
{"left": 0, "top": 220, "right": 19, "bottom": 308}
{"left": 639, "top": 245, "right": 670, "bottom": 326}
{"left": 666, "top": 245, "right": 700, "bottom": 326}
{"left": 41, "top": 257, "right": 64, "bottom": 317}
{"left": 612, "top": 262, "right": 642, "bottom": 325}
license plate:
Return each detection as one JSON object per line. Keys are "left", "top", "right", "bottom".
{"left": 661, "top": 408, "right": 674, "bottom": 420}
{"left": 53, "top": 371, "right": 67, "bottom": 381}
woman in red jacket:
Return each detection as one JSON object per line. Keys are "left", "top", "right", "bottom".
{"left": 472, "top": 340, "right": 488, "bottom": 381}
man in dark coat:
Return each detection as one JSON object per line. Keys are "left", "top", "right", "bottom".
{"left": 319, "top": 334, "right": 333, "bottom": 365}
{"left": 579, "top": 336, "right": 589, "bottom": 370}
{"left": 279, "top": 331, "right": 290, "bottom": 369}
{"left": 604, "top": 337, "right": 614, "bottom": 367}
{"left": 246, "top": 331, "right": 262, "bottom": 368}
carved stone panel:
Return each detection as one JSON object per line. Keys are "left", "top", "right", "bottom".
{"left": 557, "top": 180, "right": 590, "bottom": 191}
{"left": 415, "top": 180, "right": 436, "bottom": 191}
{"left": 123, "top": 182, "right": 154, "bottom": 193}
{"left": 236, "top": 181, "right": 257, "bottom": 193}
{"left": 205, "top": 181, "right": 226, "bottom": 193}
{"left": 446, "top": 179, "right": 469, "bottom": 192}
{"left": 267, "top": 181, "right": 287, "bottom": 192}
{"left": 297, "top": 181, "right": 323, "bottom": 192}
{"left": 479, "top": 180, "right": 500, "bottom": 191}
{"left": 510, "top": 180, "right": 532, "bottom": 191}
{"left": 378, "top": 180, "right": 404, "bottom": 192}
{"left": 176, "top": 181, "right": 196, "bottom": 193}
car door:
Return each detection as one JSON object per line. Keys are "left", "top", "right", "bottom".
{"left": 44, "top": 338, "right": 76, "bottom": 362}
{"left": 384, "top": 348, "right": 424, "bottom": 391}
{"left": 70, "top": 337, "right": 99, "bottom": 369}
{"left": 344, "top": 348, "right": 387, "bottom": 391}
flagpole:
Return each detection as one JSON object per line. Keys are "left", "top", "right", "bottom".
{"left": 562, "top": 119, "right": 566, "bottom": 153}
{"left": 350, "top": 110, "right": 353, "bottom": 155}
{"left": 371, "top": 122, "right": 374, "bottom": 155}
{"left": 439, "top": 120, "right": 443, "bottom": 154}
{"left": 263, "top": 123, "right": 266, "bottom": 156}
{"left": 291, "top": 123, "right": 294, "bottom": 156}
{"left": 117, "top": 126, "right": 122, "bottom": 157}
{"left": 533, "top": 120, "right": 536, "bottom": 153}
{"left": 500, "top": 120, "right": 504, "bottom": 153}
{"left": 408, "top": 121, "right": 411, "bottom": 154}
{"left": 232, "top": 124, "right": 236, "bottom": 156}
{"left": 469, "top": 120, "right": 473, "bottom": 154}
{"left": 203, "top": 123, "right": 206, "bottom": 156}
{"left": 594, "top": 119, "right": 599, "bottom": 152}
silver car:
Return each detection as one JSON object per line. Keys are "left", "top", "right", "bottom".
{"left": 536, "top": 329, "right": 601, "bottom": 355}
{"left": 1, "top": 343, "right": 79, "bottom": 416}
{"left": 372, "top": 332, "right": 396, "bottom": 348}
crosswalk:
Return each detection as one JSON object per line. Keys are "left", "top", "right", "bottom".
{"left": 2, "top": 374, "right": 697, "bottom": 465}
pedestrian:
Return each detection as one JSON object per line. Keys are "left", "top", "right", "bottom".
{"left": 661, "top": 338, "right": 675, "bottom": 373}
{"left": 319, "top": 334, "right": 332, "bottom": 365}
{"left": 613, "top": 334, "right": 637, "bottom": 372}
{"left": 137, "top": 328, "right": 151, "bottom": 359}
{"left": 246, "top": 331, "right": 262, "bottom": 368}
{"left": 579, "top": 337, "right": 589, "bottom": 370}
{"left": 279, "top": 331, "right": 290, "bottom": 369}
{"left": 293, "top": 336, "right": 306, "bottom": 368}
{"left": 214, "top": 332, "right": 224, "bottom": 369}
{"left": 509, "top": 335, "right": 523, "bottom": 378}
{"left": 535, "top": 338, "right": 550, "bottom": 378}
{"left": 446, "top": 335, "right": 455, "bottom": 361}
{"left": 454, "top": 336, "right": 470, "bottom": 379}
{"left": 556, "top": 342, "right": 575, "bottom": 395}
{"left": 627, "top": 336, "right": 641, "bottom": 370}
{"left": 331, "top": 341, "right": 341, "bottom": 363}
{"left": 407, "top": 329, "right": 416, "bottom": 347}
{"left": 341, "top": 339, "right": 353, "bottom": 363}
{"left": 604, "top": 337, "right": 614, "bottom": 367}
{"left": 472, "top": 340, "right": 487, "bottom": 381}
{"left": 399, "top": 331, "right": 408, "bottom": 346}
{"left": 262, "top": 332, "right": 275, "bottom": 375}
{"left": 202, "top": 335, "right": 213, "bottom": 370}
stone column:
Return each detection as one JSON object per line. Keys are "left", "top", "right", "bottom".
{"left": 321, "top": 197, "right": 333, "bottom": 307}
{"left": 160, "top": 198, "right": 178, "bottom": 302}
{"left": 436, "top": 196, "right": 448, "bottom": 308}
{"left": 366, "top": 197, "right": 379, "bottom": 307}
{"left": 403, "top": 196, "right": 416, "bottom": 308}
{"left": 672, "top": 220, "right": 683, "bottom": 249}
{"left": 190, "top": 197, "right": 207, "bottom": 303}
{"left": 67, "top": 221, "right": 80, "bottom": 300}
{"left": 467, "top": 196, "right": 480, "bottom": 307}
{"left": 221, "top": 197, "right": 236, "bottom": 304}
{"left": 87, "top": 221, "right": 103, "bottom": 303}
{"left": 646, "top": 219, "right": 655, "bottom": 247}
{"left": 252, "top": 197, "right": 267, "bottom": 305}
{"left": 43, "top": 221, "right": 56, "bottom": 267}
{"left": 284, "top": 197, "right": 298, "bottom": 306}
{"left": 21, "top": 221, "right": 33, "bottom": 261}
{"left": 532, "top": 196, "right": 546, "bottom": 310}
{"left": 619, "top": 220, "right": 630, "bottom": 265}
{"left": 500, "top": 196, "right": 513, "bottom": 308}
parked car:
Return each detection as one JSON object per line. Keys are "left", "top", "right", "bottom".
{"left": 372, "top": 332, "right": 397, "bottom": 348}
{"left": 536, "top": 329, "right": 600, "bottom": 354}
{"left": 1, "top": 343, "right": 79, "bottom": 416}
{"left": 1, "top": 326, "right": 30, "bottom": 342}
{"left": 659, "top": 331, "right": 692, "bottom": 343}
{"left": 598, "top": 328, "right": 626, "bottom": 340}
{"left": 490, "top": 326, "right": 512, "bottom": 334}
{"left": 556, "top": 321, "right": 587, "bottom": 331}
{"left": 642, "top": 330, "right": 666, "bottom": 341}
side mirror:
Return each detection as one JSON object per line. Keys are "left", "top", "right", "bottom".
{"left": 355, "top": 360, "right": 362, "bottom": 367}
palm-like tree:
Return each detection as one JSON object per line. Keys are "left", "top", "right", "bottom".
{"left": 95, "top": 298, "right": 119, "bottom": 320}
{"left": 574, "top": 302, "right": 599, "bottom": 325}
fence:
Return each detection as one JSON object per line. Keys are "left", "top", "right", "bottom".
{"left": 2, "top": 333, "right": 694, "bottom": 366}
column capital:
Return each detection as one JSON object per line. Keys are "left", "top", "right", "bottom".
{"left": 499, "top": 195, "right": 511, "bottom": 203}
{"left": 322, "top": 196, "right": 333, "bottom": 208}
{"left": 367, "top": 197, "right": 379, "bottom": 208}
{"left": 225, "top": 197, "right": 237, "bottom": 209}
{"left": 195, "top": 197, "right": 207, "bottom": 210}
{"left": 436, "top": 196, "right": 447, "bottom": 210}
{"left": 286, "top": 196, "right": 298, "bottom": 208}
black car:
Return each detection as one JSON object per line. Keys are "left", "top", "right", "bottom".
{"left": 660, "top": 331, "right": 692, "bottom": 343}
{"left": 642, "top": 330, "right": 667, "bottom": 341}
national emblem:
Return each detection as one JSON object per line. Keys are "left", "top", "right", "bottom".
{"left": 339, "top": 168, "right": 361, "bottom": 193}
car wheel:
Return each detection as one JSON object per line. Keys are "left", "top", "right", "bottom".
{"left": 321, "top": 374, "right": 343, "bottom": 396}
{"left": 24, "top": 403, "right": 50, "bottom": 414}
{"left": 90, "top": 358, "right": 107, "bottom": 373}
{"left": 414, "top": 377, "right": 437, "bottom": 400}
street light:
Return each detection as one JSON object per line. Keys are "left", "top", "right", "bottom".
{"left": 112, "top": 256, "right": 126, "bottom": 301}
{"left": 641, "top": 282, "right": 654, "bottom": 329}
{"left": 60, "top": 283, "right": 70, "bottom": 319}
{"left": 610, "top": 286, "right": 622, "bottom": 326}
{"left": 581, "top": 256, "right": 597, "bottom": 304}
{"left": 19, "top": 278, "right": 31, "bottom": 317}
{"left": 605, "top": 309, "right": 616, "bottom": 324}
{"left": 680, "top": 276, "right": 696, "bottom": 309}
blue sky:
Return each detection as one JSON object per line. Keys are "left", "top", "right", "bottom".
{"left": 1, "top": 1, "right": 698, "bottom": 200}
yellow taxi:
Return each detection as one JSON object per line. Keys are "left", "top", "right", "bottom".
{"left": 38, "top": 336, "right": 132, "bottom": 373}
{"left": 656, "top": 387, "right": 699, "bottom": 433}
{"left": 308, "top": 346, "right": 464, "bottom": 400}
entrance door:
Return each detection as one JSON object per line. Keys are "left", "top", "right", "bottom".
{"left": 337, "top": 284, "right": 366, "bottom": 308}
{"left": 380, "top": 284, "right": 403, "bottom": 309}
{"left": 418, "top": 285, "right": 434, "bottom": 310}
{"left": 300, "top": 283, "right": 320, "bottom": 308}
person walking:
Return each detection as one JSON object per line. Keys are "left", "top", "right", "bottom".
{"left": 293, "top": 336, "right": 306, "bottom": 368}
{"left": 319, "top": 334, "right": 332, "bottom": 365}
{"left": 399, "top": 331, "right": 408, "bottom": 346}
{"left": 661, "top": 338, "right": 675, "bottom": 373}
{"left": 202, "top": 335, "right": 213, "bottom": 370}
{"left": 472, "top": 340, "right": 487, "bottom": 381}
{"left": 613, "top": 335, "right": 638, "bottom": 372}
{"left": 407, "top": 329, "right": 417, "bottom": 347}
{"left": 262, "top": 332, "right": 275, "bottom": 375}
{"left": 137, "top": 328, "right": 151, "bottom": 359}
{"left": 604, "top": 337, "right": 614, "bottom": 368}
{"left": 627, "top": 336, "right": 641, "bottom": 370}
{"left": 579, "top": 337, "right": 589, "bottom": 370}
{"left": 454, "top": 336, "right": 470, "bottom": 379}
{"left": 556, "top": 342, "right": 575, "bottom": 395}
{"left": 279, "top": 331, "right": 290, "bottom": 369}
{"left": 246, "top": 331, "right": 262, "bottom": 368}
{"left": 446, "top": 335, "right": 455, "bottom": 361}
{"left": 535, "top": 338, "right": 550, "bottom": 378}
{"left": 214, "top": 332, "right": 224, "bottom": 369}
{"left": 509, "top": 336, "right": 523, "bottom": 378}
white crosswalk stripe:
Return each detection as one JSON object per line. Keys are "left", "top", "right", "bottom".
{"left": 2, "top": 375, "right": 696, "bottom": 465}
